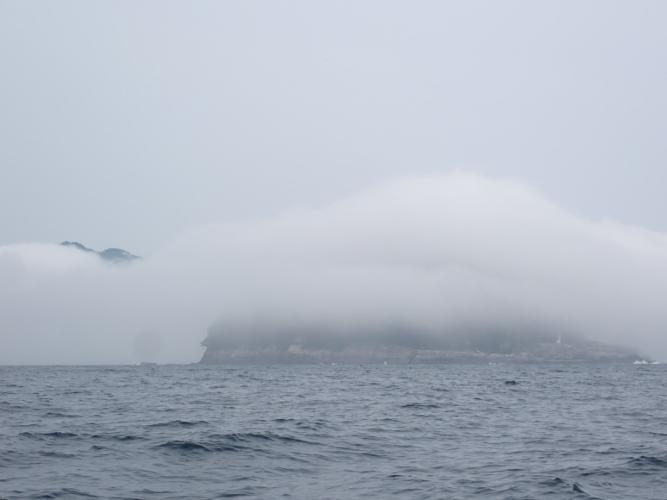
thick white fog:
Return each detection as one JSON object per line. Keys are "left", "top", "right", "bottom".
{"left": 2, "top": 173, "right": 667, "bottom": 365}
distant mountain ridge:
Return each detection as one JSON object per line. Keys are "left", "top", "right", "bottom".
{"left": 60, "top": 241, "right": 140, "bottom": 263}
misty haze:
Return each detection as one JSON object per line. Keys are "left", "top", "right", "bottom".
{"left": 2, "top": 173, "right": 666, "bottom": 365}
{"left": 2, "top": 2, "right": 667, "bottom": 499}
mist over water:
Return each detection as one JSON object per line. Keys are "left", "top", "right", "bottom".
{"left": 2, "top": 173, "right": 667, "bottom": 365}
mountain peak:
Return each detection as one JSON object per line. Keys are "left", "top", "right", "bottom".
{"left": 60, "top": 241, "right": 140, "bottom": 263}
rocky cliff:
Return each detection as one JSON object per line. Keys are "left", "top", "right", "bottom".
{"left": 200, "top": 324, "right": 640, "bottom": 364}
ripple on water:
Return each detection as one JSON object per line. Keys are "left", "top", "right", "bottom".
{"left": 155, "top": 431, "right": 320, "bottom": 455}
{"left": 19, "top": 431, "right": 79, "bottom": 440}
{"left": 146, "top": 419, "right": 209, "bottom": 428}
{"left": 2, "top": 364, "right": 667, "bottom": 499}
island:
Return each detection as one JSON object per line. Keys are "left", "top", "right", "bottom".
{"left": 200, "top": 322, "right": 641, "bottom": 364}
{"left": 60, "top": 241, "right": 140, "bottom": 263}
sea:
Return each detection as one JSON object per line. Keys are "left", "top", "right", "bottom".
{"left": 1, "top": 363, "right": 666, "bottom": 499}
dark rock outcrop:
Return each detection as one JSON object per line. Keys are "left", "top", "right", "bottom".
{"left": 60, "top": 241, "right": 140, "bottom": 263}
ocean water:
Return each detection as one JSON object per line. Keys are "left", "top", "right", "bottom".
{"left": 1, "top": 364, "right": 666, "bottom": 499}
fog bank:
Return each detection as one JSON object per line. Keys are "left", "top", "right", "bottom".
{"left": 2, "top": 173, "right": 667, "bottom": 364}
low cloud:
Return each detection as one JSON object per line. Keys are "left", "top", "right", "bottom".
{"left": 2, "top": 172, "right": 667, "bottom": 364}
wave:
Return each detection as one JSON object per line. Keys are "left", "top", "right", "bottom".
{"left": 157, "top": 440, "right": 212, "bottom": 452}
{"left": 627, "top": 454, "right": 667, "bottom": 469}
{"left": 400, "top": 402, "right": 441, "bottom": 409}
{"left": 205, "top": 431, "right": 315, "bottom": 445}
{"left": 19, "top": 431, "right": 79, "bottom": 440}
{"left": 146, "top": 419, "right": 209, "bottom": 428}
{"left": 43, "top": 411, "right": 78, "bottom": 418}
{"left": 538, "top": 477, "right": 603, "bottom": 499}
{"left": 271, "top": 418, "right": 333, "bottom": 431}
{"left": 155, "top": 431, "right": 318, "bottom": 454}
{"left": 26, "top": 488, "right": 98, "bottom": 498}
{"left": 19, "top": 430, "right": 149, "bottom": 443}
{"left": 90, "top": 433, "right": 145, "bottom": 442}
{"left": 39, "top": 450, "right": 76, "bottom": 458}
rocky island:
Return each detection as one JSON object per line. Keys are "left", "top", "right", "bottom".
{"left": 200, "top": 322, "right": 640, "bottom": 364}
{"left": 60, "top": 241, "right": 140, "bottom": 263}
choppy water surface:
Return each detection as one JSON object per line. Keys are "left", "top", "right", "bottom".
{"left": 2, "top": 364, "right": 667, "bottom": 499}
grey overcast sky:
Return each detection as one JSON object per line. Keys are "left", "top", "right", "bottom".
{"left": 1, "top": 1, "right": 666, "bottom": 255}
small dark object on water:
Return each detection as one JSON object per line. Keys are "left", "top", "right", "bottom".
{"left": 505, "top": 380, "right": 518, "bottom": 385}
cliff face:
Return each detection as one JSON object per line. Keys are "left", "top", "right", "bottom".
{"left": 200, "top": 342, "right": 639, "bottom": 364}
{"left": 200, "top": 325, "right": 640, "bottom": 364}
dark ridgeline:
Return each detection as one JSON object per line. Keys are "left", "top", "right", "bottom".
{"left": 201, "top": 320, "right": 640, "bottom": 364}
{"left": 60, "top": 241, "right": 140, "bottom": 263}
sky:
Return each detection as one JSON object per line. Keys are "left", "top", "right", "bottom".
{"left": 1, "top": 1, "right": 667, "bottom": 255}
{"left": 2, "top": 2, "right": 667, "bottom": 365}
{"left": 3, "top": 172, "right": 667, "bottom": 365}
